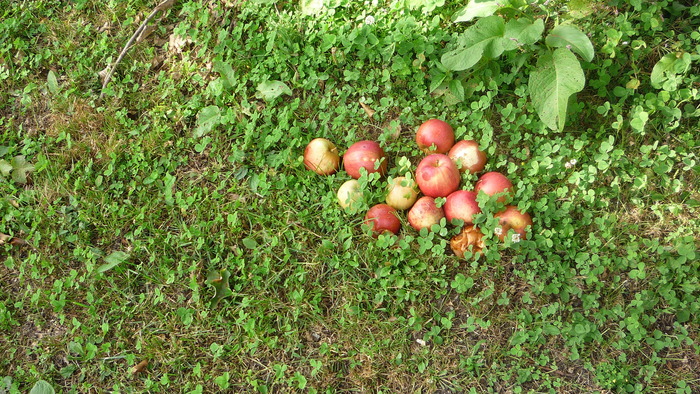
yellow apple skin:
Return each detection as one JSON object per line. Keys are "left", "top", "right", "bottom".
{"left": 304, "top": 138, "right": 340, "bottom": 175}
{"left": 386, "top": 176, "right": 419, "bottom": 210}
{"left": 337, "top": 179, "right": 363, "bottom": 210}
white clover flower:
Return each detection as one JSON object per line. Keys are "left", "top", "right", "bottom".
{"left": 511, "top": 233, "right": 521, "bottom": 243}
{"left": 365, "top": 15, "right": 375, "bottom": 25}
{"left": 416, "top": 338, "right": 427, "bottom": 346}
{"left": 494, "top": 227, "right": 503, "bottom": 236}
{"left": 565, "top": 159, "right": 577, "bottom": 169}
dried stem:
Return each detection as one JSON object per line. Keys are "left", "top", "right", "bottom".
{"left": 99, "top": 0, "right": 175, "bottom": 100}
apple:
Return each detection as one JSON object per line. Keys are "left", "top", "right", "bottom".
{"left": 448, "top": 140, "right": 487, "bottom": 174}
{"left": 304, "top": 138, "right": 340, "bottom": 175}
{"left": 337, "top": 179, "right": 363, "bottom": 210}
{"left": 415, "top": 119, "right": 455, "bottom": 154}
{"left": 386, "top": 176, "right": 419, "bottom": 210}
{"left": 474, "top": 171, "right": 514, "bottom": 203}
{"left": 344, "top": 140, "right": 388, "bottom": 179}
{"left": 407, "top": 196, "right": 445, "bottom": 231}
{"left": 364, "top": 204, "right": 401, "bottom": 236}
{"left": 415, "top": 154, "right": 460, "bottom": 198}
{"left": 494, "top": 205, "right": 532, "bottom": 242}
{"left": 450, "top": 225, "right": 486, "bottom": 258}
{"left": 444, "top": 190, "right": 481, "bottom": 225}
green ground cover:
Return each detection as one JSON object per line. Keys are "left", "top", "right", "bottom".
{"left": 1, "top": 0, "right": 698, "bottom": 392}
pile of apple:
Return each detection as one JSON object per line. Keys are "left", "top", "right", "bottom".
{"left": 303, "top": 119, "right": 532, "bottom": 258}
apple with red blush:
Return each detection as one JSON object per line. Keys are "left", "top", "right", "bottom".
{"left": 444, "top": 190, "right": 481, "bottom": 225}
{"left": 415, "top": 154, "right": 460, "bottom": 198}
{"left": 407, "top": 196, "right": 445, "bottom": 231}
{"left": 448, "top": 140, "right": 486, "bottom": 174}
{"left": 304, "top": 138, "right": 340, "bottom": 175}
{"left": 364, "top": 204, "right": 401, "bottom": 236}
{"left": 344, "top": 140, "right": 387, "bottom": 179}
{"left": 474, "top": 171, "right": 514, "bottom": 203}
{"left": 415, "top": 119, "right": 455, "bottom": 154}
{"left": 494, "top": 205, "right": 532, "bottom": 242}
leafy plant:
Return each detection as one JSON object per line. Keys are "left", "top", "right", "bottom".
{"left": 439, "top": 1, "right": 594, "bottom": 130}
{"left": 0, "top": 154, "right": 35, "bottom": 184}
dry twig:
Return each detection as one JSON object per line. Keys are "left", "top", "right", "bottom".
{"left": 99, "top": 0, "right": 176, "bottom": 100}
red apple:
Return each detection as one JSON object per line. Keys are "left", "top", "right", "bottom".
{"left": 415, "top": 119, "right": 455, "bottom": 154}
{"left": 494, "top": 205, "right": 532, "bottom": 242}
{"left": 304, "top": 138, "right": 340, "bottom": 175}
{"left": 474, "top": 171, "right": 514, "bottom": 203}
{"left": 444, "top": 190, "right": 481, "bottom": 225}
{"left": 386, "top": 176, "right": 419, "bottom": 210}
{"left": 337, "top": 179, "right": 363, "bottom": 210}
{"left": 344, "top": 140, "right": 388, "bottom": 179}
{"left": 364, "top": 204, "right": 401, "bottom": 236}
{"left": 415, "top": 154, "right": 461, "bottom": 198}
{"left": 448, "top": 140, "right": 487, "bottom": 174}
{"left": 407, "top": 196, "right": 445, "bottom": 231}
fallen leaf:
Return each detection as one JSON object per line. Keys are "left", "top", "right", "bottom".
{"left": 98, "top": 66, "right": 110, "bottom": 83}
{"left": 256, "top": 80, "right": 292, "bottom": 101}
{"left": 0, "top": 233, "right": 28, "bottom": 247}
{"left": 96, "top": 251, "right": 129, "bottom": 273}
{"left": 383, "top": 120, "right": 402, "bottom": 139}
{"left": 168, "top": 34, "right": 192, "bottom": 54}
{"left": 131, "top": 360, "right": 148, "bottom": 374}
{"left": 359, "top": 102, "right": 375, "bottom": 118}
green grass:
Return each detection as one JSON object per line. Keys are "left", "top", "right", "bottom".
{"left": 1, "top": 0, "right": 699, "bottom": 392}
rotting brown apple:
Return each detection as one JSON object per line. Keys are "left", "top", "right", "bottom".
{"left": 450, "top": 225, "right": 486, "bottom": 258}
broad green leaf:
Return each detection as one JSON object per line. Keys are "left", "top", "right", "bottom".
{"left": 97, "top": 251, "right": 129, "bottom": 273}
{"left": 0, "top": 159, "right": 12, "bottom": 177}
{"left": 10, "top": 155, "right": 35, "bottom": 184}
{"left": 30, "top": 380, "right": 55, "bottom": 394}
{"left": 449, "top": 79, "right": 465, "bottom": 102}
{"left": 242, "top": 237, "right": 258, "bottom": 249}
{"left": 441, "top": 16, "right": 506, "bottom": 71}
{"left": 545, "top": 24, "right": 594, "bottom": 62}
{"left": 396, "top": 0, "right": 445, "bottom": 13}
{"left": 452, "top": 0, "right": 510, "bottom": 22}
{"left": 212, "top": 60, "right": 236, "bottom": 89}
{"left": 568, "top": 0, "right": 595, "bottom": 18}
{"left": 529, "top": 48, "right": 585, "bottom": 130}
{"left": 300, "top": 0, "right": 325, "bottom": 14}
{"left": 206, "top": 269, "right": 234, "bottom": 308}
{"left": 47, "top": 70, "right": 59, "bottom": 94}
{"left": 195, "top": 105, "right": 221, "bottom": 137}
{"left": 650, "top": 53, "right": 691, "bottom": 89}
{"left": 504, "top": 18, "right": 544, "bottom": 49}
{"left": 256, "top": 80, "right": 292, "bottom": 101}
